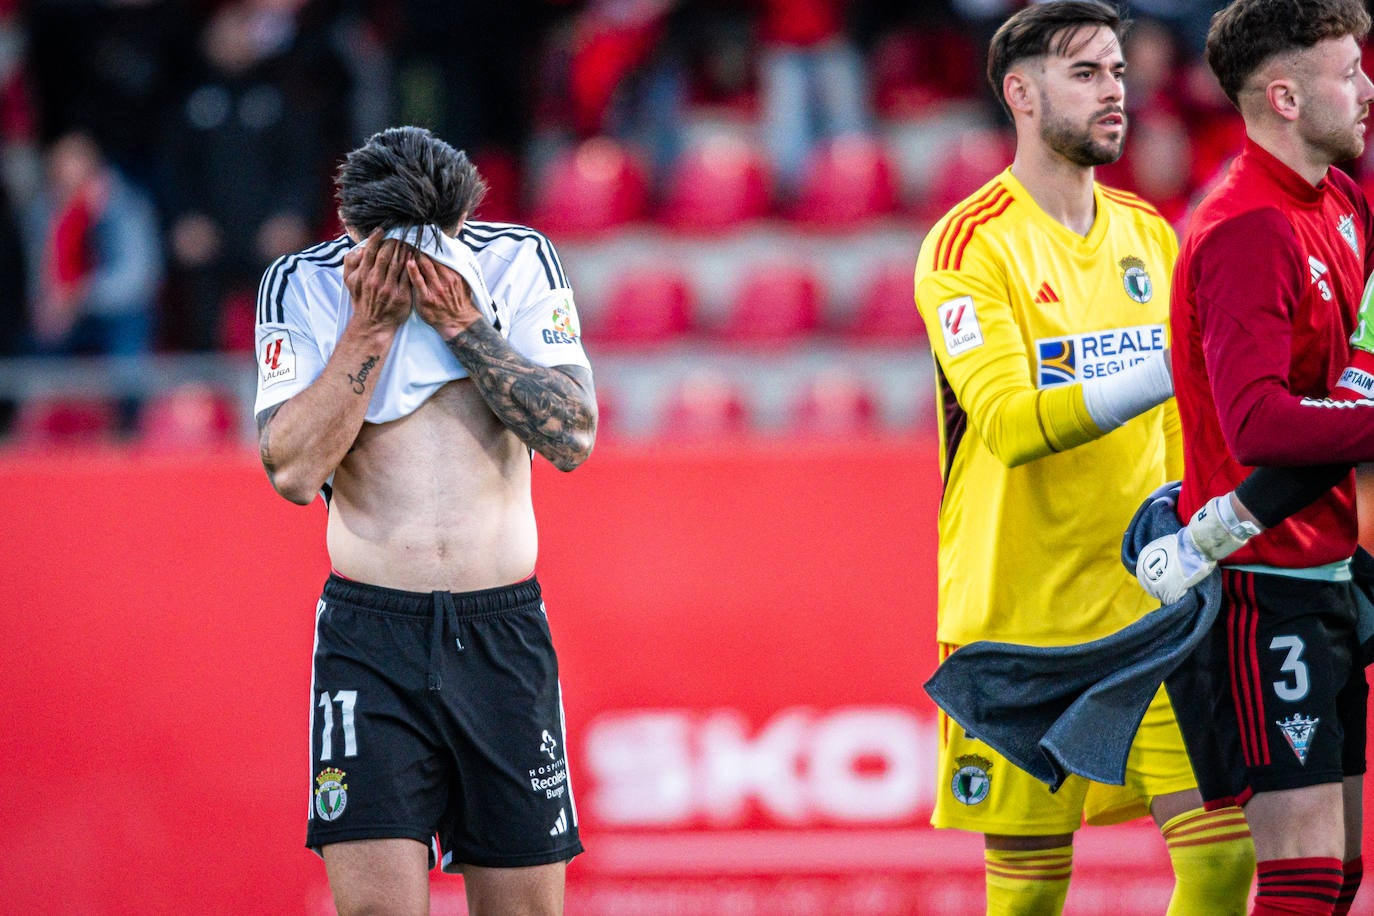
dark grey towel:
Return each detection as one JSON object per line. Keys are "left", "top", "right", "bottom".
{"left": 1352, "top": 548, "right": 1374, "bottom": 665}
{"left": 923, "top": 481, "right": 1222, "bottom": 791}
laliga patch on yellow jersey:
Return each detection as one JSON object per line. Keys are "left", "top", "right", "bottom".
{"left": 1035, "top": 324, "right": 1165, "bottom": 387}
{"left": 938, "top": 295, "right": 983, "bottom": 356}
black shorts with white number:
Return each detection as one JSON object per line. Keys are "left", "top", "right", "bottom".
{"left": 306, "top": 574, "right": 583, "bottom": 870}
{"left": 1167, "top": 568, "right": 1369, "bottom": 805}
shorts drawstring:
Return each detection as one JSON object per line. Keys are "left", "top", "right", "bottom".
{"left": 428, "top": 590, "right": 462, "bottom": 692}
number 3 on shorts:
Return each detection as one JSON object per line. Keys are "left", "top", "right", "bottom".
{"left": 1269, "top": 635, "right": 1310, "bottom": 702}
{"left": 318, "top": 689, "right": 359, "bottom": 760}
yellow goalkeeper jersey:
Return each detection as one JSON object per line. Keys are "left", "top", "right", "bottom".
{"left": 915, "top": 168, "right": 1180, "bottom": 647}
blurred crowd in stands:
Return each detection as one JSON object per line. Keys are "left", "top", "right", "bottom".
{"left": 4, "top": 0, "right": 1369, "bottom": 445}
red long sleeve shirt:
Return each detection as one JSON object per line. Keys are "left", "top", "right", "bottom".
{"left": 1174, "top": 138, "right": 1374, "bottom": 567}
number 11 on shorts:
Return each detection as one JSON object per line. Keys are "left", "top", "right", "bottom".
{"left": 318, "top": 690, "right": 359, "bottom": 760}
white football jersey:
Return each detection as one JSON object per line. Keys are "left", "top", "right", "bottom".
{"left": 253, "top": 221, "right": 591, "bottom": 423}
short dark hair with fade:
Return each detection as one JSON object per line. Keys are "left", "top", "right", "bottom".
{"left": 986, "top": 0, "right": 1129, "bottom": 120}
{"left": 335, "top": 126, "right": 488, "bottom": 236}
{"left": 1206, "top": 0, "right": 1371, "bottom": 107}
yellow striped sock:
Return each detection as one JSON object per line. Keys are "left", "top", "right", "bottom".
{"left": 984, "top": 846, "right": 1073, "bottom": 916}
{"left": 1161, "top": 806, "right": 1255, "bottom": 916}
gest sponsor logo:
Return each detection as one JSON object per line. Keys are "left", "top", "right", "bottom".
{"left": 1035, "top": 323, "right": 1165, "bottom": 387}
{"left": 583, "top": 706, "right": 933, "bottom": 826}
{"left": 542, "top": 298, "right": 582, "bottom": 345}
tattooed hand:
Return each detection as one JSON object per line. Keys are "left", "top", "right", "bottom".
{"left": 406, "top": 252, "right": 482, "bottom": 339}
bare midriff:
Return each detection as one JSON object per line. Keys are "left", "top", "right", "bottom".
{"left": 325, "top": 378, "right": 537, "bottom": 593}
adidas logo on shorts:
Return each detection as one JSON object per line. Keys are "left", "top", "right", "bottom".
{"left": 549, "top": 808, "right": 569, "bottom": 837}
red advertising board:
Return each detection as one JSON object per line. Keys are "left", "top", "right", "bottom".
{"left": 1, "top": 441, "right": 1369, "bottom": 914}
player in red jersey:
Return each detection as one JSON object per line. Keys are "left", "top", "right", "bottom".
{"left": 1139, "top": 2, "right": 1373, "bottom": 913}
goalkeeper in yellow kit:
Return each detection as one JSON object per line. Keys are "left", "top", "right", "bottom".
{"left": 913, "top": 3, "right": 1254, "bottom": 913}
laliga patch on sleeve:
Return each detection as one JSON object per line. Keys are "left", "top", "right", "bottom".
{"left": 938, "top": 295, "right": 983, "bottom": 356}
{"left": 258, "top": 330, "right": 298, "bottom": 387}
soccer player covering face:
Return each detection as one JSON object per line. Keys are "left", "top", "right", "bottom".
{"left": 914, "top": 3, "right": 1255, "bottom": 913}
{"left": 253, "top": 126, "right": 596, "bottom": 916}
{"left": 1134, "top": 1, "right": 1374, "bottom": 912}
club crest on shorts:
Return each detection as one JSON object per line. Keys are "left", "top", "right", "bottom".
{"left": 1276, "top": 713, "right": 1320, "bottom": 765}
{"left": 314, "top": 767, "right": 349, "bottom": 821}
{"left": 952, "top": 753, "right": 992, "bottom": 805}
{"left": 1119, "top": 256, "right": 1152, "bottom": 303}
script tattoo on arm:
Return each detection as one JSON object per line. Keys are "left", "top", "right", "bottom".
{"left": 445, "top": 319, "right": 596, "bottom": 470}
{"left": 348, "top": 355, "right": 380, "bottom": 394}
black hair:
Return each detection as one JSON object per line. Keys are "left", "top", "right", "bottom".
{"left": 987, "top": 0, "right": 1129, "bottom": 120}
{"left": 335, "top": 126, "right": 488, "bottom": 239}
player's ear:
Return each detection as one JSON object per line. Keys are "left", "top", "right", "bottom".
{"left": 1264, "top": 77, "right": 1301, "bottom": 123}
{"left": 1004, "top": 68, "right": 1035, "bottom": 118}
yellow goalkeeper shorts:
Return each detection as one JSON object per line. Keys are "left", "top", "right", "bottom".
{"left": 931, "top": 645, "right": 1198, "bottom": 835}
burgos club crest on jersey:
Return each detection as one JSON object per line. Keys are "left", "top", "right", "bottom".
{"left": 315, "top": 767, "right": 348, "bottom": 821}
{"left": 1119, "top": 255, "right": 1153, "bottom": 303}
{"left": 952, "top": 753, "right": 992, "bottom": 805}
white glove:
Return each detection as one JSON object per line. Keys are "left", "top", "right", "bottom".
{"left": 1136, "top": 528, "right": 1215, "bottom": 603}
{"left": 1136, "top": 494, "right": 1261, "bottom": 603}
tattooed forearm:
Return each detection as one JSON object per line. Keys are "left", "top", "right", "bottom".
{"left": 348, "top": 355, "right": 381, "bottom": 394}
{"left": 256, "top": 403, "right": 284, "bottom": 485}
{"left": 446, "top": 319, "right": 597, "bottom": 470}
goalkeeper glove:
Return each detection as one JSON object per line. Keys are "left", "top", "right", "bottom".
{"left": 1136, "top": 494, "right": 1262, "bottom": 603}
{"left": 1332, "top": 272, "right": 1374, "bottom": 399}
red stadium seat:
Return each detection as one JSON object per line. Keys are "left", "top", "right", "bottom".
{"left": 11, "top": 396, "right": 118, "bottom": 447}
{"left": 844, "top": 260, "right": 927, "bottom": 344}
{"left": 657, "top": 371, "right": 750, "bottom": 438}
{"left": 870, "top": 30, "right": 930, "bottom": 117}
{"left": 921, "top": 128, "right": 1015, "bottom": 219}
{"left": 219, "top": 291, "right": 257, "bottom": 352}
{"left": 530, "top": 136, "right": 650, "bottom": 238}
{"left": 790, "top": 372, "right": 880, "bottom": 437}
{"left": 790, "top": 135, "right": 899, "bottom": 228}
{"left": 870, "top": 27, "right": 981, "bottom": 117}
{"left": 718, "top": 261, "right": 822, "bottom": 345}
{"left": 138, "top": 384, "right": 239, "bottom": 450}
{"left": 469, "top": 149, "right": 521, "bottom": 223}
{"left": 659, "top": 136, "right": 773, "bottom": 233}
{"left": 593, "top": 264, "right": 696, "bottom": 347}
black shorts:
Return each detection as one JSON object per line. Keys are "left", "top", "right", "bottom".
{"left": 1167, "top": 568, "right": 1368, "bottom": 806}
{"left": 306, "top": 574, "right": 583, "bottom": 870}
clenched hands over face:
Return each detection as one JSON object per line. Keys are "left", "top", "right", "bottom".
{"left": 342, "top": 229, "right": 413, "bottom": 334}
{"left": 335, "top": 228, "right": 596, "bottom": 471}
{"left": 341, "top": 229, "right": 482, "bottom": 341}
{"left": 407, "top": 252, "right": 482, "bottom": 340}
